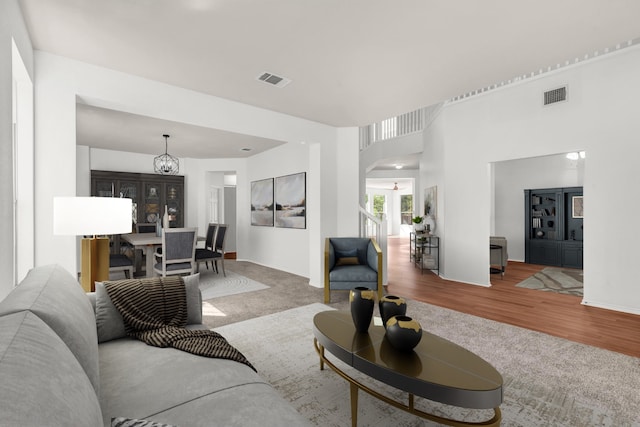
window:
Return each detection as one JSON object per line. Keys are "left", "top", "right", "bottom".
{"left": 373, "top": 195, "right": 386, "bottom": 219}
{"left": 400, "top": 195, "right": 413, "bottom": 225}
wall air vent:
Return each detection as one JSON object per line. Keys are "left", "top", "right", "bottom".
{"left": 543, "top": 86, "right": 567, "bottom": 106}
{"left": 256, "top": 72, "right": 292, "bottom": 88}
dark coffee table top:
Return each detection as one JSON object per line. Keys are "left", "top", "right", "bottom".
{"left": 313, "top": 310, "right": 503, "bottom": 409}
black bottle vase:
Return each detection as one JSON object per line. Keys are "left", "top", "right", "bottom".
{"left": 378, "top": 295, "right": 407, "bottom": 328}
{"left": 350, "top": 287, "right": 376, "bottom": 332}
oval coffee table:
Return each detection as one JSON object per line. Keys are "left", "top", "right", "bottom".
{"left": 313, "top": 310, "right": 503, "bottom": 426}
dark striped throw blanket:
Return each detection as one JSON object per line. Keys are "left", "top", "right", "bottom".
{"left": 104, "top": 276, "right": 255, "bottom": 371}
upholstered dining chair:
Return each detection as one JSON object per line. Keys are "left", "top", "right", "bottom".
{"left": 196, "top": 224, "right": 228, "bottom": 276}
{"left": 195, "top": 223, "right": 218, "bottom": 273}
{"left": 136, "top": 223, "right": 157, "bottom": 233}
{"left": 210, "top": 224, "right": 228, "bottom": 277}
{"left": 153, "top": 227, "right": 197, "bottom": 277}
{"left": 109, "top": 253, "right": 134, "bottom": 279}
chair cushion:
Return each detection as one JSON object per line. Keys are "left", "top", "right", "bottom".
{"left": 110, "top": 254, "right": 133, "bottom": 267}
{"left": 195, "top": 248, "right": 220, "bottom": 260}
{"left": 156, "top": 262, "right": 193, "bottom": 272}
{"left": 330, "top": 264, "right": 378, "bottom": 282}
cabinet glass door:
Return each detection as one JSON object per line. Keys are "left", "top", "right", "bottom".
{"left": 166, "top": 183, "right": 183, "bottom": 227}
{"left": 143, "top": 182, "right": 162, "bottom": 224}
{"left": 118, "top": 181, "right": 139, "bottom": 224}
{"left": 94, "top": 179, "right": 114, "bottom": 197}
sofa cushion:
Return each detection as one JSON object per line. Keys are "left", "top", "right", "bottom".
{"left": 0, "top": 264, "right": 100, "bottom": 394}
{"left": 96, "top": 275, "right": 202, "bottom": 343}
{"left": 0, "top": 311, "right": 103, "bottom": 426}
{"left": 98, "top": 338, "right": 275, "bottom": 425}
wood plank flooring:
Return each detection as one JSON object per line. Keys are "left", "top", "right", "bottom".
{"left": 385, "top": 235, "right": 640, "bottom": 358}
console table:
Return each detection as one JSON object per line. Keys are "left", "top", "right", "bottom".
{"left": 313, "top": 310, "right": 503, "bottom": 426}
{"left": 409, "top": 232, "right": 439, "bottom": 275}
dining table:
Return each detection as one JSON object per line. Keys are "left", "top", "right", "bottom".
{"left": 120, "top": 232, "right": 204, "bottom": 278}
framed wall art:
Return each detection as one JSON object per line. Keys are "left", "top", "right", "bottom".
{"left": 572, "top": 196, "right": 584, "bottom": 218}
{"left": 275, "top": 172, "right": 306, "bottom": 229}
{"left": 424, "top": 185, "right": 437, "bottom": 218}
{"left": 251, "top": 178, "right": 274, "bottom": 226}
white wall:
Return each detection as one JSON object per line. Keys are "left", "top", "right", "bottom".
{"left": 1, "top": 0, "right": 34, "bottom": 298}
{"left": 493, "top": 153, "right": 585, "bottom": 262}
{"left": 420, "top": 107, "right": 446, "bottom": 274}
{"left": 437, "top": 46, "right": 640, "bottom": 314}
{"left": 33, "top": 52, "right": 346, "bottom": 283}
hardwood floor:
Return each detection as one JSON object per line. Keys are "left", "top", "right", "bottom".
{"left": 385, "top": 235, "right": 640, "bottom": 358}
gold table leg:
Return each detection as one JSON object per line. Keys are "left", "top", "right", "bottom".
{"left": 350, "top": 382, "right": 358, "bottom": 427}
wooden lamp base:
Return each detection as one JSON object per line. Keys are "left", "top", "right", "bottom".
{"left": 80, "top": 237, "right": 110, "bottom": 292}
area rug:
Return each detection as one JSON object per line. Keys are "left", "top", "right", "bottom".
{"left": 516, "top": 267, "right": 584, "bottom": 296}
{"left": 214, "top": 302, "right": 640, "bottom": 427}
{"left": 198, "top": 270, "right": 269, "bottom": 300}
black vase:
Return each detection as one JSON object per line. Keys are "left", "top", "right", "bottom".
{"left": 378, "top": 295, "right": 407, "bottom": 328}
{"left": 350, "top": 287, "right": 376, "bottom": 332}
{"left": 385, "top": 315, "right": 422, "bottom": 351}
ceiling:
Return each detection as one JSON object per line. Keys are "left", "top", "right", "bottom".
{"left": 19, "top": 0, "right": 640, "bottom": 170}
{"left": 76, "top": 104, "right": 286, "bottom": 158}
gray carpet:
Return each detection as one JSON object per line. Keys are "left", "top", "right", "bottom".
{"left": 205, "top": 261, "right": 640, "bottom": 426}
{"left": 198, "top": 269, "right": 269, "bottom": 300}
{"left": 516, "top": 267, "right": 584, "bottom": 296}
{"left": 215, "top": 303, "right": 640, "bottom": 427}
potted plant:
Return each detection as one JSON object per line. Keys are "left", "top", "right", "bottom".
{"left": 412, "top": 216, "right": 424, "bottom": 232}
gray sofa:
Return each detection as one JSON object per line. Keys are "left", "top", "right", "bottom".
{"left": 0, "top": 264, "right": 310, "bottom": 426}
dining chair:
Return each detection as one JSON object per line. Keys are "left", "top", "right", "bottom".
{"left": 199, "top": 224, "right": 229, "bottom": 277}
{"left": 211, "top": 224, "right": 228, "bottom": 276}
{"left": 109, "top": 253, "right": 134, "bottom": 279}
{"left": 195, "top": 223, "right": 218, "bottom": 273}
{"left": 136, "top": 223, "right": 157, "bottom": 233}
{"left": 153, "top": 227, "right": 197, "bottom": 277}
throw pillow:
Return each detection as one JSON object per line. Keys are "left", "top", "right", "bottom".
{"left": 95, "top": 281, "right": 126, "bottom": 343}
{"left": 111, "top": 417, "right": 178, "bottom": 427}
{"left": 95, "top": 276, "right": 203, "bottom": 343}
{"left": 335, "top": 248, "right": 359, "bottom": 266}
{"left": 182, "top": 273, "right": 202, "bottom": 325}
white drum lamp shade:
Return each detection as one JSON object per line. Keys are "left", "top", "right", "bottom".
{"left": 54, "top": 197, "right": 132, "bottom": 291}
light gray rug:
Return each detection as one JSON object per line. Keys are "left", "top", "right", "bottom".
{"left": 516, "top": 267, "right": 584, "bottom": 296}
{"left": 215, "top": 302, "right": 640, "bottom": 427}
{"left": 198, "top": 270, "right": 269, "bottom": 300}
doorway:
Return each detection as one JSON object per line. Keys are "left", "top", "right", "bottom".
{"left": 491, "top": 152, "right": 585, "bottom": 294}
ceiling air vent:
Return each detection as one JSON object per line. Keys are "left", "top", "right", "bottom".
{"left": 256, "top": 72, "right": 292, "bottom": 88}
{"left": 543, "top": 86, "right": 567, "bottom": 106}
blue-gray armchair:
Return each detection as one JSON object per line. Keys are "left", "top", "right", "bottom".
{"left": 324, "top": 237, "right": 383, "bottom": 303}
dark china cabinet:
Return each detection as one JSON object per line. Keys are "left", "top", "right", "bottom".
{"left": 91, "top": 170, "right": 185, "bottom": 252}
{"left": 524, "top": 187, "right": 583, "bottom": 268}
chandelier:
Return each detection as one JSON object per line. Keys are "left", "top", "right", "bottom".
{"left": 154, "top": 134, "right": 179, "bottom": 175}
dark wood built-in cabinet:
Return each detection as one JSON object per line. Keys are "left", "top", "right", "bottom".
{"left": 524, "top": 187, "right": 583, "bottom": 268}
{"left": 91, "top": 170, "right": 185, "bottom": 252}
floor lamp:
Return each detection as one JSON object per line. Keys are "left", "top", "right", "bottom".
{"left": 54, "top": 197, "right": 132, "bottom": 292}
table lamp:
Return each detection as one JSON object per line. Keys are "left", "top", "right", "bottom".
{"left": 54, "top": 197, "right": 132, "bottom": 291}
